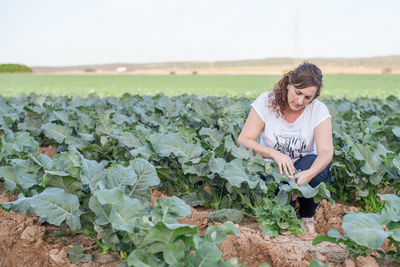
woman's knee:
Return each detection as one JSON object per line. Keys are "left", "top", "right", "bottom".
{"left": 295, "top": 154, "right": 331, "bottom": 187}
{"left": 294, "top": 154, "right": 317, "bottom": 171}
{"left": 308, "top": 165, "right": 330, "bottom": 188}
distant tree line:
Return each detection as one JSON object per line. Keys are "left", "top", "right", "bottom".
{"left": 0, "top": 64, "right": 32, "bottom": 73}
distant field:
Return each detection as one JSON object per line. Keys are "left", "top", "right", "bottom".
{"left": 0, "top": 74, "right": 399, "bottom": 98}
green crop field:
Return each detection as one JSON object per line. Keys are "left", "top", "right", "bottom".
{"left": 0, "top": 74, "right": 399, "bottom": 98}
{"left": 1, "top": 93, "right": 399, "bottom": 265}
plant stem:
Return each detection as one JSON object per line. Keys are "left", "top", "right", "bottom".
{"left": 217, "top": 181, "right": 226, "bottom": 209}
{"left": 234, "top": 187, "right": 255, "bottom": 211}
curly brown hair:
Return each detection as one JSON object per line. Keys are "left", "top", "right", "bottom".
{"left": 269, "top": 62, "right": 323, "bottom": 117}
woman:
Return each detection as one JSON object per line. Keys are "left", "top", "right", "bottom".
{"left": 237, "top": 62, "right": 333, "bottom": 233}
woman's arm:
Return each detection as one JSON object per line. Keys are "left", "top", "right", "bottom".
{"left": 238, "top": 108, "right": 295, "bottom": 177}
{"left": 295, "top": 118, "right": 334, "bottom": 185}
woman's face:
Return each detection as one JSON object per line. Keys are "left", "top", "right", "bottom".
{"left": 287, "top": 84, "right": 318, "bottom": 112}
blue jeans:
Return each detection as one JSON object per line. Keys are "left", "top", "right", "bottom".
{"left": 292, "top": 154, "right": 330, "bottom": 218}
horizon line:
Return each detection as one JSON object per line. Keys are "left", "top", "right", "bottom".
{"left": 25, "top": 54, "right": 400, "bottom": 68}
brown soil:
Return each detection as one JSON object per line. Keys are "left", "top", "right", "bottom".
{"left": 0, "top": 146, "right": 116, "bottom": 266}
{"left": 38, "top": 145, "right": 57, "bottom": 158}
{"left": 179, "top": 196, "right": 399, "bottom": 267}
{"left": 179, "top": 206, "right": 211, "bottom": 235}
{"left": 314, "top": 199, "right": 360, "bottom": 236}
{"left": 149, "top": 187, "right": 169, "bottom": 206}
{"left": 0, "top": 185, "right": 169, "bottom": 267}
{"left": 179, "top": 203, "right": 349, "bottom": 267}
{"left": 0, "top": 193, "right": 120, "bottom": 266}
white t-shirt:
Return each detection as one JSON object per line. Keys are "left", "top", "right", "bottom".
{"left": 251, "top": 92, "right": 331, "bottom": 162}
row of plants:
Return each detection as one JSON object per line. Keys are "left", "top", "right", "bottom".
{"left": 0, "top": 94, "right": 398, "bottom": 209}
{"left": 326, "top": 96, "right": 400, "bottom": 212}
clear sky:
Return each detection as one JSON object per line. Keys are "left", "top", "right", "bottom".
{"left": 1, "top": 0, "right": 399, "bottom": 66}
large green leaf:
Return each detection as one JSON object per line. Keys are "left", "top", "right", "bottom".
{"left": 342, "top": 212, "right": 388, "bottom": 249}
{"left": 222, "top": 158, "right": 261, "bottom": 190}
{"left": 132, "top": 124, "right": 153, "bottom": 144}
{"left": 127, "top": 248, "right": 164, "bottom": 267}
{"left": 127, "top": 158, "right": 160, "bottom": 204}
{"left": 380, "top": 194, "right": 400, "bottom": 223}
{"left": 129, "top": 143, "right": 153, "bottom": 160}
{"left": 17, "top": 118, "right": 43, "bottom": 136}
{"left": 223, "top": 159, "right": 247, "bottom": 188}
{"left": 177, "top": 126, "right": 197, "bottom": 143}
{"left": 31, "top": 188, "right": 82, "bottom": 230}
{"left": 2, "top": 193, "right": 35, "bottom": 214}
{"left": 80, "top": 157, "right": 107, "bottom": 191}
{"left": 88, "top": 188, "right": 124, "bottom": 225}
{"left": 12, "top": 132, "right": 39, "bottom": 153}
{"left": 312, "top": 233, "right": 339, "bottom": 246}
{"left": 0, "top": 161, "right": 39, "bottom": 191}
{"left": 52, "top": 110, "right": 70, "bottom": 124}
{"left": 392, "top": 126, "right": 400, "bottom": 138}
{"left": 140, "top": 222, "right": 198, "bottom": 251}
{"left": 224, "top": 135, "right": 253, "bottom": 160}
{"left": 114, "top": 131, "right": 142, "bottom": 148}
{"left": 200, "top": 127, "right": 225, "bottom": 148}
{"left": 1, "top": 131, "right": 39, "bottom": 156}
{"left": 112, "top": 113, "right": 130, "bottom": 125}
{"left": 95, "top": 111, "right": 117, "bottom": 136}
{"left": 41, "top": 123, "right": 72, "bottom": 143}
{"left": 65, "top": 135, "right": 92, "bottom": 149}
{"left": 151, "top": 196, "right": 191, "bottom": 224}
{"left": 182, "top": 162, "right": 209, "bottom": 176}
{"left": 93, "top": 187, "right": 124, "bottom": 205}
{"left": 209, "top": 155, "right": 226, "bottom": 177}
{"left": 203, "top": 222, "right": 240, "bottom": 244}
{"left": 279, "top": 178, "right": 332, "bottom": 203}
{"left": 88, "top": 195, "right": 112, "bottom": 226}
{"left": 163, "top": 240, "right": 185, "bottom": 266}
{"left": 387, "top": 221, "right": 400, "bottom": 241}
{"left": 351, "top": 143, "right": 381, "bottom": 175}
{"left": 51, "top": 151, "right": 81, "bottom": 170}
{"left": 149, "top": 133, "right": 204, "bottom": 164}
{"left": 188, "top": 96, "right": 215, "bottom": 125}
{"left": 91, "top": 187, "right": 149, "bottom": 232}
{"left": 109, "top": 195, "right": 147, "bottom": 233}
{"left": 105, "top": 164, "right": 138, "bottom": 189}
{"left": 43, "top": 173, "right": 82, "bottom": 196}
{"left": 368, "top": 165, "right": 386, "bottom": 185}
{"left": 189, "top": 240, "right": 222, "bottom": 267}
{"left": 244, "top": 153, "right": 265, "bottom": 174}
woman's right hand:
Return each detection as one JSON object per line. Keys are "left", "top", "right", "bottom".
{"left": 271, "top": 150, "right": 295, "bottom": 178}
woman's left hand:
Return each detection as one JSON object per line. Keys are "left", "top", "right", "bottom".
{"left": 294, "top": 170, "right": 313, "bottom": 186}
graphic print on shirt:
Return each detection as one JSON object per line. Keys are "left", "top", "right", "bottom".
{"left": 273, "top": 130, "right": 306, "bottom": 159}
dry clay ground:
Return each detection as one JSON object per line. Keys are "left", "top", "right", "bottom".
{"left": 0, "top": 146, "right": 399, "bottom": 267}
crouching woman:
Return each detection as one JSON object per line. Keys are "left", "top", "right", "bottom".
{"left": 237, "top": 62, "right": 333, "bottom": 232}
